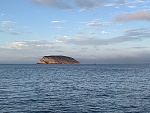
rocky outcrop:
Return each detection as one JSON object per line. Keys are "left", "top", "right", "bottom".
{"left": 37, "top": 56, "right": 80, "bottom": 64}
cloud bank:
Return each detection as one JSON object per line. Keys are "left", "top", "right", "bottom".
{"left": 114, "top": 10, "right": 150, "bottom": 21}
{"left": 59, "top": 28, "right": 150, "bottom": 46}
{"left": 1, "top": 29, "right": 150, "bottom": 64}
{"left": 1, "top": 39, "right": 150, "bottom": 64}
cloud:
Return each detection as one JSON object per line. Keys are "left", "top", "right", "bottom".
{"left": 130, "top": 46, "right": 149, "bottom": 49}
{"left": 0, "top": 29, "right": 30, "bottom": 35}
{"left": 32, "top": 0, "right": 72, "bottom": 9}
{"left": 74, "top": 0, "right": 103, "bottom": 9}
{"left": 115, "top": 0, "right": 125, "bottom": 5}
{"left": 75, "top": 46, "right": 150, "bottom": 64}
{"left": 0, "top": 40, "right": 78, "bottom": 63}
{"left": 0, "top": 21, "right": 16, "bottom": 34}
{"left": 50, "top": 20, "right": 65, "bottom": 29}
{"left": 1, "top": 38, "right": 150, "bottom": 64}
{"left": 10, "top": 31, "right": 21, "bottom": 35}
{"left": 0, "top": 21, "right": 32, "bottom": 35}
{"left": 0, "top": 40, "right": 54, "bottom": 50}
{"left": 32, "top": 0, "right": 128, "bottom": 10}
{"left": 51, "top": 20, "right": 65, "bottom": 23}
{"left": 0, "top": 40, "right": 69, "bottom": 59}
{"left": 32, "top": 0, "right": 102, "bottom": 9}
{"left": 135, "top": 0, "right": 144, "bottom": 3}
{"left": 78, "top": 51, "right": 150, "bottom": 64}
{"left": 124, "top": 28, "right": 150, "bottom": 37}
{"left": 128, "top": 5, "right": 137, "bottom": 8}
{"left": 0, "top": 21, "right": 15, "bottom": 27}
{"left": 80, "top": 19, "right": 114, "bottom": 27}
{"left": 58, "top": 28, "right": 150, "bottom": 46}
{"left": 77, "top": 32, "right": 85, "bottom": 35}
{"left": 0, "top": 40, "right": 57, "bottom": 63}
{"left": 0, "top": 29, "right": 4, "bottom": 32}
{"left": 101, "top": 31, "right": 110, "bottom": 34}
{"left": 0, "top": 13, "right": 6, "bottom": 16}
{"left": 114, "top": 10, "right": 150, "bottom": 21}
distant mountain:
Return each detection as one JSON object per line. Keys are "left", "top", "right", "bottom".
{"left": 37, "top": 56, "right": 80, "bottom": 64}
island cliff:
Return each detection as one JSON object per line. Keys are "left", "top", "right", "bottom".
{"left": 37, "top": 56, "right": 80, "bottom": 64}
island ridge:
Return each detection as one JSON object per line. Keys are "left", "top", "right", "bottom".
{"left": 37, "top": 56, "right": 80, "bottom": 64}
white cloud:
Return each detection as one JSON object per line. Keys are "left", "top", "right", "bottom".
{"left": 128, "top": 5, "right": 137, "bottom": 8}
{"left": 1, "top": 41, "right": 27, "bottom": 49}
{"left": 101, "top": 31, "right": 110, "bottom": 34}
{"left": 0, "top": 21, "right": 15, "bottom": 28}
{"left": 0, "top": 40, "right": 76, "bottom": 63}
{"left": 51, "top": 20, "right": 65, "bottom": 23}
{"left": 104, "top": 4, "right": 114, "bottom": 7}
{"left": 50, "top": 20, "right": 65, "bottom": 29}
{"left": 0, "top": 21, "right": 32, "bottom": 35}
{"left": 0, "top": 40, "right": 54, "bottom": 50}
{"left": 80, "top": 19, "right": 114, "bottom": 27}
{"left": 135, "top": 0, "right": 144, "bottom": 3}
{"left": 0, "top": 40, "right": 58, "bottom": 63}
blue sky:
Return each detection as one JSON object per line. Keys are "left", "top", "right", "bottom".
{"left": 0, "top": 0, "right": 150, "bottom": 64}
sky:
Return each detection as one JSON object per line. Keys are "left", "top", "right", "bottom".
{"left": 0, "top": 0, "right": 150, "bottom": 64}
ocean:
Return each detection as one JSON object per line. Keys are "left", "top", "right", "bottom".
{"left": 0, "top": 64, "right": 150, "bottom": 113}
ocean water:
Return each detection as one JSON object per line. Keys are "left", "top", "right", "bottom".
{"left": 0, "top": 64, "right": 150, "bottom": 113}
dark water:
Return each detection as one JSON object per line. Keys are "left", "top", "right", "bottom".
{"left": 0, "top": 64, "right": 150, "bottom": 113}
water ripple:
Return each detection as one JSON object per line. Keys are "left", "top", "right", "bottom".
{"left": 0, "top": 64, "right": 150, "bottom": 112}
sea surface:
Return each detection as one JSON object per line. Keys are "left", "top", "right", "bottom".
{"left": 0, "top": 64, "right": 150, "bottom": 113}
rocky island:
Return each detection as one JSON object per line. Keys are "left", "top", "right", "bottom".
{"left": 37, "top": 56, "right": 80, "bottom": 64}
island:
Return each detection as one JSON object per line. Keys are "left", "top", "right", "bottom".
{"left": 37, "top": 55, "right": 80, "bottom": 64}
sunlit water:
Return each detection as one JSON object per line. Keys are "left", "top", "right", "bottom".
{"left": 0, "top": 64, "right": 150, "bottom": 113}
